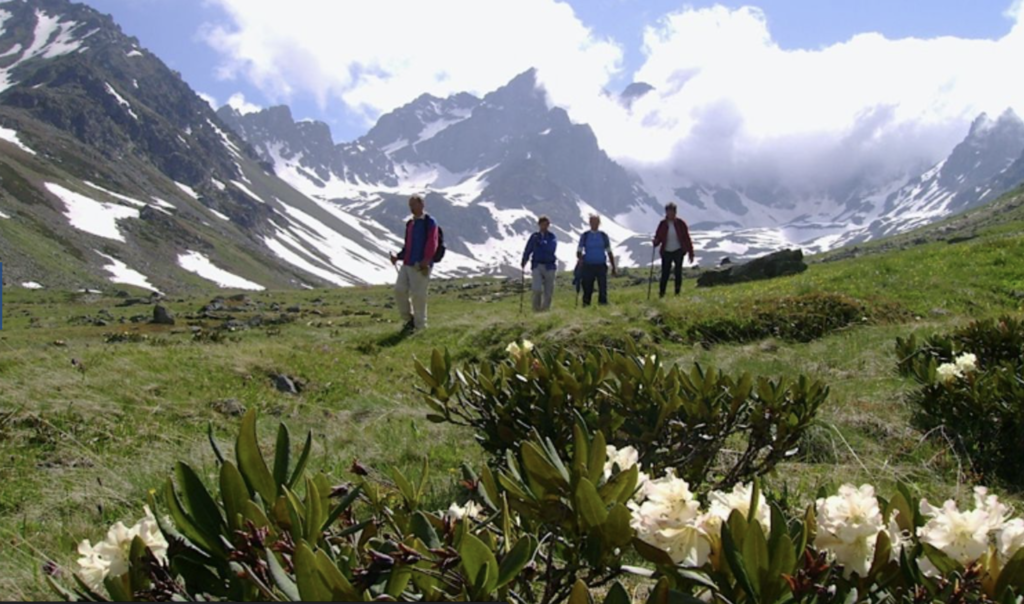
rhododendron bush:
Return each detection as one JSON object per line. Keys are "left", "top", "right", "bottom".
{"left": 897, "top": 316, "right": 1024, "bottom": 486}
{"left": 49, "top": 343, "right": 1024, "bottom": 602}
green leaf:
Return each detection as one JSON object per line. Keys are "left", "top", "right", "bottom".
{"left": 576, "top": 477, "right": 609, "bottom": 528}
{"left": 496, "top": 535, "right": 538, "bottom": 589}
{"left": 741, "top": 520, "right": 769, "bottom": 578}
{"left": 521, "top": 442, "right": 567, "bottom": 492}
{"left": 236, "top": 409, "right": 277, "bottom": 504}
{"left": 633, "top": 537, "right": 675, "bottom": 567}
{"left": 603, "top": 582, "right": 631, "bottom": 604}
{"left": 411, "top": 511, "right": 442, "bottom": 550}
{"left": 293, "top": 542, "right": 332, "bottom": 602}
{"left": 287, "top": 431, "right": 313, "bottom": 490}
{"left": 569, "top": 579, "right": 592, "bottom": 604}
{"left": 322, "top": 485, "right": 362, "bottom": 534}
{"left": 315, "top": 548, "right": 361, "bottom": 601}
{"left": 219, "top": 461, "right": 250, "bottom": 532}
{"left": 392, "top": 467, "right": 417, "bottom": 508}
{"left": 266, "top": 550, "right": 300, "bottom": 601}
{"left": 273, "top": 423, "right": 291, "bottom": 489}
{"left": 599, "top": 464, "right": 638, "bottom": 505}
{"left": 722, "top": 519, "right": 758, "bottom": 601}
{"left": 602, "top": 503, "right": 634, "bottom": 548}
{"left": 174, "top": 462, "right": 225, "bottom": 539}
{"left": 162, "top": 479, "right": 225, "bottom": 558}
{"left": 995, "top": 546, "right": 1024, "bottom": 597}
{"left": 460, "top": 532, "right": 499, "bottom": 598}
{"left": 304, "top": 477, "right": 324, "bottom": 543}
{"left": 479, "top": 465, "right": 500, "bottom": 510}
{"left": 415, "top": 359, "right": 438, "bottom": 389}
{"left": 416, "top": 456, "right": 430, "bottom": 503}
{"left": 44, "top": 574, "right": 78, "bottom": 602}
{"left": 920, "top": 543, "right": 960, "bottom": 576}
{"left": 207, "top": 422, "right": 225, "bottom": 465}
{"left": 127, "top": 536, "right": 150, "bottom": 594}
{"left": 103, "top": 573, "right": 132, "bottom": 603}
{"left": 431, "top": 349, "right": 446, "bottom": 382}
{"left": 587, "top": 430, "right": 607, "bottom": 486}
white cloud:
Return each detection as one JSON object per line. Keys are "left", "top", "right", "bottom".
{"left": 227, "top": 92, "right": 261, "bottom": 114}
{"left": 201, "top": 2, "right": 1024, "bottom": 193}
{"left": 197, "top": 91, "right": 218, "bottom": 109}
{"left": 202, "top": 0, "right": 621, "bottom": 123}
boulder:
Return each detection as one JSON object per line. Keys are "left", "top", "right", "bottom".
{"left": 152, "top": 305, "right": 176, "bottom": 325}
{"left": 697, "top": 249, "right": 808, "bottom": 288}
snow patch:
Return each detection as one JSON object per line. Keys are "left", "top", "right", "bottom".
{"left": 149, "top": 197, "right": 176, "bottom": 210}
{"left": 211, "top": 179, "right": 226, "bottom": 191}
{"left": 174, "top": 182, "right": 199, "bottom": 200}
{"left": 209, "top": 208, "right": 230, "bottom": 221}
{"left": 22, "top": 282, "right": 43, "bottom": 289}
{"left": 45, "top": 183, "right": 139, "bottom": 242}
{"left": 126, "top": 49, "right": 143, "bottom": 58}
{"left": 230, "top": 180, "right": 266, "bottom": 203}
{"left": 95, "top": 251, "right": 161, "bottom": 293}
{"left": 83, "top": 181, "right": 146, "bottom": 207}
{"left": 177, "top": 250, "right": 265, "bottom": 290}
{"left": 0, "top": 209, "right": 9, "bottom": 219}
{"left": 0, "top": 126, "right": 36, "bottom": 155}
{"left": 104, "top": 83, "right": 138, "bottom": 119}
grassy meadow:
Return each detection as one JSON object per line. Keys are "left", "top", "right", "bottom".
{"left": 2, "top": 189, "right": 1024, "bottom": 599}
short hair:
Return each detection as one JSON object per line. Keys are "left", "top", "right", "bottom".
{"left": 665, "top": 202, "right": 678, "bottom": 212}
{"left": 589, "top": 214, "right": 601, "bottom": 221}
{"left": 409, "top": 194, "right": 424, "bottom": 204}
{"left": 537, "top": 215, "right": 550, "bottom": 223}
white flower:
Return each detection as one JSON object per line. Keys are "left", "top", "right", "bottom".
{"left": 630, "top": 470, "right": 712, "bottom": 567}
{"left": 521, "top": 340, "right": 535, "bottom": 354}
{"left": 505, "top": 342, "right": 522, "bottom": 358}
{"left": 814, "top": 484, "right": 885, "bottom": 577}
{"left": 76, "top": 506, "right": 168, "bottom": 591}
{"left": 603, "top": 445, "right": 650, "bottom": 495}
{"left": 444, "top": 500, "right": 484, "bottom": 522}
{"left": 955, "top": 353, "right": 978, "bottom": 373}
{"left": 702, "top": 482, "right": 771, "bottom": 537}
{"left": 886, "top": 510, "right": 913, "bottom": 561}
{"left": 917, "top": 499, "right": 994, "bottom": 569}
{"left": 998, "top": 519, "right": 1024, "bottom": 565}
{"left": 936, "top": 362, "right": 963, "bottom": 383}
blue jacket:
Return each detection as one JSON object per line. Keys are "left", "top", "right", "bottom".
{"left": 522, "top": 231, "right": 558, "bottom": 270}
{"left": 578, "top": 230, "right": 611, "bottom": 265}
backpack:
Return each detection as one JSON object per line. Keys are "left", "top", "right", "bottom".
{"left": 406, "top": 215, "right": 446, "bottom": 264}
{"left": 581, "top": 230, "right": 610, "bottom": 252}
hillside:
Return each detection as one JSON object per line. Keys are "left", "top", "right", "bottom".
{"left": 3, "top": 185, "right": 1024, "bottom": 598}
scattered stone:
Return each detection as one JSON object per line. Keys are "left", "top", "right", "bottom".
{"left": 930, "top": 308, "right": 952, "bottom": 317}
{"left": 116, "top": 297, "right": 150, "bottom": 308}
{"left": 697, "top": 249, "right": 808, "bottom": 288}
{"left": 286, "top": 305, "right": 301, "bottom": 313}
{"left": 152, "top": 305, "right": 175, "bottom": 326}
{"left": 129, "top": 314, "right": 149, "bottom": 324}
{"left": 211, "top": 398, "right": 246, "bottom": 417}
{"left": 114, "top": 290, "right": 131, "bottom": 299}
{"left": 272, "top": 374, "right": 300, "bottom": 395}
{"left": 246, "top": 315, "right": 265, "bottom": 328}
{"left": 228, "top": 293, "right": 252, "bottom": 304}
{"left": 759, "top": 340, "right": 779, "bottom": 354}
{"left": 720, "top": 257, "right": 733, "bottom": 266}
{"left": 52, "top": 340, "right": 67, "bottom": 347}
{"left": 270, "top": 302, "right": 282, "bottom": 312}
{"left": 222, "top": 320, "right": 247, "bottom": 332}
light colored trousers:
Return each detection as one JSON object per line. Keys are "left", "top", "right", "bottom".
{"left": 395, "top": 264, "right": 431, "bottom": 329}
{"left": 531, "top": 266, "right": 556, "bottom": 312}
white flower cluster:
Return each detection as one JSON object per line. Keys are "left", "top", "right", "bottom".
{"left": 505, "top": 340, "right": 535, "bottom": 360}
{"left": 625, "top": 457, "right": 769, "bottom": 568}
{"left": 77, "top": 506, "right": 168, "bottom": 591}
{"left": 604, "top": 445, "right": 649, "bottom": 491}
{"left": 917, "top": 486, "right": 1023, "bottom": 577}
{"left": 444, "top": 500, "right": 484, "bottom": 522}
{"left": 814, "top": 484, "right": 908, "bottom": 577}
{"left": 936, "top": 352, "right": 978, "bottom": 383}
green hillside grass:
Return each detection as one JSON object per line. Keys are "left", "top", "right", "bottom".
{"left": 2, "top": 189, "right": 1024, "bottom": 600}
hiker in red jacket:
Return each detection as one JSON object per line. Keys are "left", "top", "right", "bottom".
{"left": 652, "top": 202, "right": 695, "bottom": 297}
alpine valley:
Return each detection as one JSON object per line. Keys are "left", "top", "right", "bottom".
{"left": 2, "top": 0, "right": 1024, "bottom": 293}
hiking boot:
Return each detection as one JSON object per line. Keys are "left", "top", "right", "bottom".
{"left": 401, "top": 319, "right": 415, "bottom": 333}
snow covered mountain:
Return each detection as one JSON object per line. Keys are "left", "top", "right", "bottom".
{"left": 0, "top": 0, "right": 461, "bottom": 292}
{"left": 817, "top": 109, "right": 1024, "bottom": 249}
{"left": 219, "top": 69, "right": 666, "bottom": 273}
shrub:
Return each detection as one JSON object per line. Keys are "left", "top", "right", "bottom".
{"left": 683, "top": 293, "right": 883, "bottom": 346}
{"left": 417, "top": 339, "right": 828, "bottom": 491}
{"left": 51, "top": 412, "right": 1024, "bottom": 603}
{"left": 898, "top": 316, "right": 1024, "bottom": 487}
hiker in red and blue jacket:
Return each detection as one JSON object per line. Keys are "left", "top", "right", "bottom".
{"left": 389, "top": 195, "right": 438, "bottom": 331}
{"left": 652, "top": 202, "right": 695, "bottom": 297}
{"left": 521, "top": 215, "right": 558, "bottom": 312}
{"left": 576, "top": 214, "right": 617, "bottom": 306}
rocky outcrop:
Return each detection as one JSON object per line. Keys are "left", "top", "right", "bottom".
{"left": 696, "top": 249, "right": 808, "bottom": 287}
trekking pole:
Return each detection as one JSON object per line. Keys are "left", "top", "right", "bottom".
{"left": 519, "top": 266, "right": 525, "bottom": 315}
{"left": 646, "top": 243, "right": 656, "bottom": 301}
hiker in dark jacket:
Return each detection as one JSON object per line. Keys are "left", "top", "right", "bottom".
{"left": 576, "top": 214, "right": 616, "bottom": 306}
{"left": 521, "top": 215, "right": 558, "bottom": 312}
{"left": 389, "top": 194, "right": 439, "bottom": 331}
{"left": 652, "top": 202, "right": 695, "bottom": 297}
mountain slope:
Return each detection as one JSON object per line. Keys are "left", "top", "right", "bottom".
{"left": 0, "top": 0, "right": 431, "bottom": 292}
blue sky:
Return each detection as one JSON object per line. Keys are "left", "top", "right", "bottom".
{"left": 81, "top": 0, "right": 1021, "bottom": 148}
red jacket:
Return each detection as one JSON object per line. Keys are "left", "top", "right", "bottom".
{"left": 653, "top": 218, "right": 694, "bottom": 257}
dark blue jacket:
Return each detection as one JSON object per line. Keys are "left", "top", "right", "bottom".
{"left": 522, "top": 231, "right": 558, "bottom": 270}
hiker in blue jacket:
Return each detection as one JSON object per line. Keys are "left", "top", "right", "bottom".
{"left": 577, "top": 214, "right": 617, "bottom": 306}
{"left": 521, "top": 215, "right": 558, "bottom": 312}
